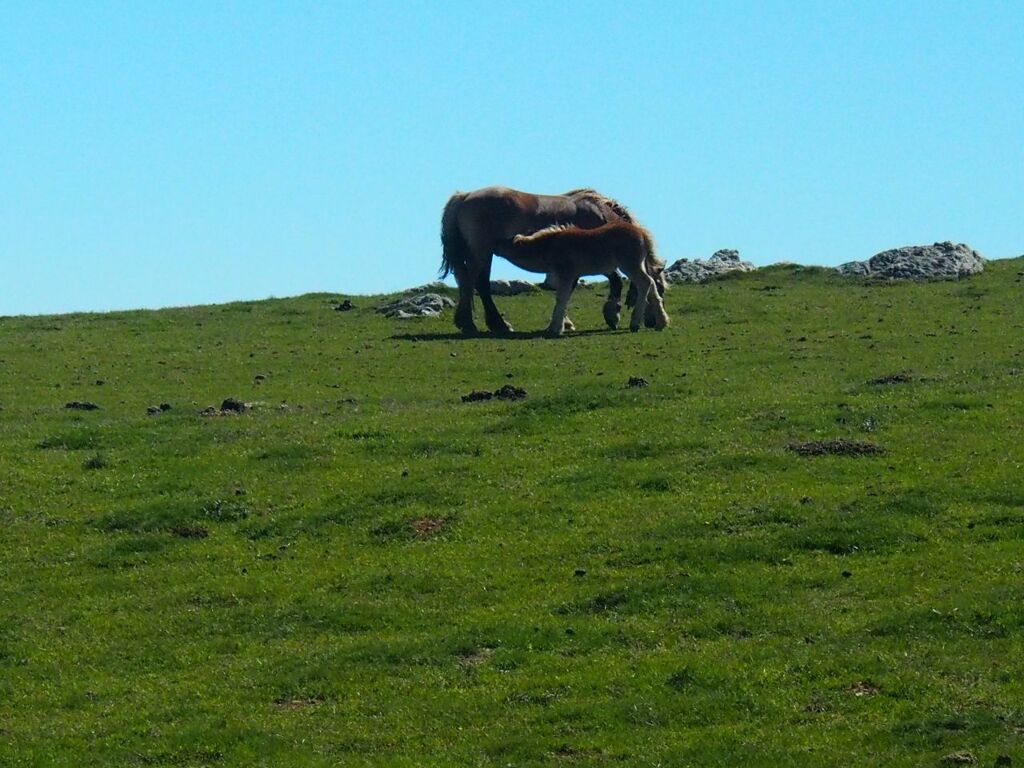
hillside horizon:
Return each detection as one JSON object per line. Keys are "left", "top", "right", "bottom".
{"left": 6, "top": 249, "right": 1022, "bottom": 320}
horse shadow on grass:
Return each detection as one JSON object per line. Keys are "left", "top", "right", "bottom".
{"left": 391, "top": 328, "right": 626, "bottom": 342}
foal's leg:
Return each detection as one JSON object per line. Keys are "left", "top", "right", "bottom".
{"left": 642, "top": 278, "right": 666, "bottom": 328}
{"left": 545, "top": 272, "right": 579, "bottom": 331}
{"left": 546, "top": 276, "right": 578, "bottom": 337}
{"left": 474, "top": 256, "right": 514, "bottom": 335}
{"left": 628, "top": 271, "right": 669, "bottom": 331}
{"left": 643, "top": 281, "right": 670, "bottom": 330}
{"left": 624, "top": 268, "right": 655, "bottom": 332}
{"left": 603, "top": 272, "right": 623, "bottom": 329}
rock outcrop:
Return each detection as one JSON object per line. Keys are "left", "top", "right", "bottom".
{"left": 837, "top": 242, "right": 984, "bottom": 280}
{"left": 488, "top": 279, "right": 539, "bottom": 296}
{"left": 664, "top": 249, "right": 755, "bottom": 283}
{"left": 377, "top": 293, "right": 456, "bottom": 319}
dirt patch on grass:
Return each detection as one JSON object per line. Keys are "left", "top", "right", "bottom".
{"left": 848, "top": 680, "right": 880, "bottom": 696}
{"left": 868, "top": 372, "right": 914, "bottom": 385}
{"left": 410, "top": 517, "right": 447, "bottom": 536}
{"left": 788, "top": 439, "right": 885, "bottom": 457}
{"left": 273, "top": 696, "right": 325, "bottom": 710}
{"left": 941, "top": 751, "right": 976, "bottom": 765}
{"left": 200, "top": 398, "right": 265, "bottom": 416}
{"left": 552, "top": 745, "right": 606, "bottom": 761}
{"left": 171, "top": 525, "right": 209, "bottom": 539}
{"left": 65, "top": 401, "right": 99, "bottom": 411}
{"left": 495, "top": 384, "right": 527, "bottom": 400}
{"left": 457, "top": 646, "right": 494, "bottom": 667}
{"left": 461, "top": 385, "right": 527, "bottom": 402}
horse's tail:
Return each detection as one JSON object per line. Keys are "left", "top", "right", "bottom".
{"left": 440, "top": 192, "right": 470, "bottom": 279}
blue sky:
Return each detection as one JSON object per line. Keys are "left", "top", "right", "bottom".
{"left": 2, "top": 1, "right": 1022, "bottom": 316}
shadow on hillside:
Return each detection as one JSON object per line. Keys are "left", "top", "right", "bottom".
{"left": 391, "top": 328, "right": 624, "bottom": 342}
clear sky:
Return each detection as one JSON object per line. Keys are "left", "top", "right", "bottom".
{"left": 2, "top": 1, "right": 1022, "bottom": 316}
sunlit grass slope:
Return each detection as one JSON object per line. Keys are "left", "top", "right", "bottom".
{"left": 1, "top": 258, "right": 1023, "bottom": 766}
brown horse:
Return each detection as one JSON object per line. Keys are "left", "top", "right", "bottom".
{"left": 509, "top": 221, "right": 670, "bottom": 336}
{"left": 440, "top": 186, "right": 635, "bottom": 335}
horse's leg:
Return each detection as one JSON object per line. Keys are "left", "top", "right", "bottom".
{"left": 474, "top": 255, "right": 514, "bottom": 336}
{"left": 452, "top": 274, "right": 478, "bottom": 335}
{"left": 451, "top": 254, "right": 480, "bottom": 335}
{"left": 546, "top": 276, "right": 577, "bottom": 337}
{"left": 603, "top": 272, "right": 623, "bottom": 329}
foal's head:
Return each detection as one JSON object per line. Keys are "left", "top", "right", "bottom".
{"left": 650, "top": 262, "right": 668, "bottom": 298}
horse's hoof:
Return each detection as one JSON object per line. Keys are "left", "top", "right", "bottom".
{"left": 545, "top": 329, "right": 564, "bottom": 339}
{"left": 630, "top": 325, "right": 640, "bottom": 333}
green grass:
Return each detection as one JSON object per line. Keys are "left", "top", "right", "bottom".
{"left": 2, "top": 259, "right": 1024, "bottom": 766}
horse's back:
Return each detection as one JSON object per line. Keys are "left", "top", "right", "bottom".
{"left": 464, "top": 185, "right": 518, "bottom": 199}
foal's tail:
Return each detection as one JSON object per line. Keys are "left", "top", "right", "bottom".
{"left": 440, "top": 192, "right": 470, "bottom": 279}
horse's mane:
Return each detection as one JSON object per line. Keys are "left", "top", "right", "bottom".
{"left": 561, "top": 188, "right": 635, "bottom": 223}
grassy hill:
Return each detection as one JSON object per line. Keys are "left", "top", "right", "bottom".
{"left": 2, "top": 258, "right": 1023, "bottom": 767}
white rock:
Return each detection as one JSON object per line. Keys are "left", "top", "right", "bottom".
{"left": 489, "top": 279, "right": 539, "bottom": 296}
{"left": 664, "top": 249, "right": 756, "bottom": 283}
{"left": 837, "top": 242, "right": 984, "bottom": 280}
{"left": 378, "top": 293, "right": 456, "bottom": 318}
